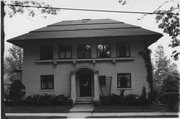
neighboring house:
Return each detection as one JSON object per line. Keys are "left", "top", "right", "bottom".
{"left": 8, "top": 19, "right": 162, "bottom": 104}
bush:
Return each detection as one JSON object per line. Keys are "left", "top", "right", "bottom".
{"left": 125, "top": 94, "right": 139, "bottom": 105}
{"left": 8, "top": 80, "right": 25, "bottom": 101}
{"left": 158, "top": 92, "right": 179, "bottom": 111}
{"left": 25, "top": 94, "right": 72, "bottom": 106}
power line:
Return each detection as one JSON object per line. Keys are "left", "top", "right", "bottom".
{"left": 5, "top": 4, "right": 179, "bottom": 15}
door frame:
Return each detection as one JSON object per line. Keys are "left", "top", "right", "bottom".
{"left": 76, "top": 69, "right": 94, "bottom": 97}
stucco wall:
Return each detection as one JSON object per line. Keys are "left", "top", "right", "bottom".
{"left": 22, "top": 37, "right": 149, "bottom": 97}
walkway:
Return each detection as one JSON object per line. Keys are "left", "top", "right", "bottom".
{"left": 6, "top": 112, "right": 179, "bottom": 118}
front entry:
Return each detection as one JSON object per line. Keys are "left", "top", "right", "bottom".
{"left": 79, "top": 74, "right": 92, "bottom": 97}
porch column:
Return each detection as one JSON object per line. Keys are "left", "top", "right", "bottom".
{"left": 71, "top": 73, "right": 76, "bottom": 104}
{"left": 94, "top": 72, "right": 100, "bottom": 101}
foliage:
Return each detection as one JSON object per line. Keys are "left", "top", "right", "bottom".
{"left": 8, "top": 80, "right": 25, "bottom": 101}
{"left": 4, "top": 0, "right": 59, "bottom": 18}
{"left": 100, "top": 90, "right": 150, "bottom": 106}
{"left": 161, "top": 74, "right": 179, "bottom": 93}
{"left": 153, "top": 45, "right": 170, "bottom": 82}
{"left": 158, "top": 92, "right": 179, "bottom": 111}
{"left": 4, "top": 45, "right": 23, "bottom": 73}
{"left": 155, "top": 4, "right": 180, "bottom": 60}
{"left": 139, "top": 49, "right": 153, "bottom": 102}
{"left": 138, "top": 86, "right": 148, "bottom": 104}
{"left": 25, "top": 94, "right": 73, "bottom": 106}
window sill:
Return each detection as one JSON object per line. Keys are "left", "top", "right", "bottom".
{"left": 36, "top": 57, "right": 134, "bottom": 65}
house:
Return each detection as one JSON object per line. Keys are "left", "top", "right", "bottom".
{"left": 8, "top": 19, "right": 162, "bottom": 104}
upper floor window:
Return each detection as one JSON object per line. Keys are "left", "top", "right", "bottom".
{"left": 58, "top": 45, "right": 72, "bottom": 59}
{"left": 78, "top": 44, "right": 91, "bottom": 59}
{"left": 97, "top": 44, "right": 111, "bottom": 58}
{"left": 116, "top": 43, "right": 130, "bottom": 57}
{"left": 41, "top": 75, "right": 54, "bottom": 89}
{"left": 40, "top": 45, "right": 53, "bottom": 60}
{"left": 117, "top": 73, "right": 131, "bottom": 88}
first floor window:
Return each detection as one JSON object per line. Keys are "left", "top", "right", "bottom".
{"left": 41, "top": 75, "right": 54, "bottom": 89}
{"left": 117, "top": 73, "right": 131, "bottom": 88}
{"left": 40, "top": 45, "right": 53, "bottom": 60}
{"left": 97, "top": 44, "right": 111, "bottom": 58}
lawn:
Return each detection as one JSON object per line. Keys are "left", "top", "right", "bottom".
{"left": 5, "top": 105, "right": 72, "bottom": 113}
{"left": 93, "top": 104, "right": 169, "bottom": 112}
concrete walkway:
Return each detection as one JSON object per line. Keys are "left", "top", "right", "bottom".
{"left": 69, "top": 104, "right": 94, "bottom": 112}
{"left": 6, "top": 112, "right": 179, "bottom": 118}
{"left": 5, "top": 104, "right": 179, "bottom": 118}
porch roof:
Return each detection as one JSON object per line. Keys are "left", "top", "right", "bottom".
{"left": 8, "top": 19, "right": 162, "bottom": 44}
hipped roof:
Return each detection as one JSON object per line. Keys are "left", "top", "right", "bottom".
{"left": 8, "top": 19, "right": 162, "bottom": 45}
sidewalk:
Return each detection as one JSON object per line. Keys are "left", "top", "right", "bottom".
{"left": 6, "top": 112, "right": 179, "bottom": 118}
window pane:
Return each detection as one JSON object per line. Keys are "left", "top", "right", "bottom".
{"left": 117, "top": 43, "right": 130, "bottom": 57}
{"left": 117, "top": 73, "right": 131, "bottom": 88}
{"left": 58, "top": 45, "right": 72, "bottom": 59}
{"left": 40, "top": 45, "right": 53, "bottom": 60}
{"left": 78, "top": 44, "right": 91, "bottom": 58}
{"left": 41, "top": 75, "right": 54, "bottom": 89}
{"left": 97, "top": 44, "right": 110, "bottom": 58}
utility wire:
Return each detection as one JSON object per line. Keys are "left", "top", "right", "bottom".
{"left": 5, "top": 4, "right": 179, "bottom": 15}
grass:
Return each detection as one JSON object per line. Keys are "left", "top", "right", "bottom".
{"left": 5, "top": 105, "right": 72, "bottom": 113}
{"left": 93, "top": 104, "right": 169, "bottom": 112}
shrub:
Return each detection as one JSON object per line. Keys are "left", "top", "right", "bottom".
{"left": 25, "top": 94, "right": 72, "bottom": 106}
{"left": 125, "top": 94, "right": 139, "bottom": 105}
{"left": 158, "top": 92, "right": 179, "bottom": 111}
{"left": 8, "top": 80, "right": 25, "bottom": 101}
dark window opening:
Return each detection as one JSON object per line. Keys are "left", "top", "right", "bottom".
{"left": 117, "top": 73, "right": 131, "bottom": 88}
{"left": 117, "top": 43, "right": 130, "bottom": 57}
{"left": 99, "top": 75, "right": 106, "bottom": 86}
{"left": 78, "top": 44, "right": 91, "bottom": 58}
{"left": 58, "top": 45, "right": 72, "bottom": 59}
{"left": 97, "top": 44, "right": 111, "bottom": 58}
{"left": 40, "top": 45, "right": 53, "bottom": 60}
{"left": 41, "top": 75, "right": 54, "bottom": 89}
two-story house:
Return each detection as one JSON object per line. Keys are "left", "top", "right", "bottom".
{"left": 8, "top": 19, "right": 162, "bottom": 104}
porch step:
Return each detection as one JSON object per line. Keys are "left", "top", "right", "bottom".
{"left": 76, "top": 97, "right": 93, "bottom": 104}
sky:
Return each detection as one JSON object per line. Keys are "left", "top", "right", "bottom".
{"left": 4, "top": 0, "right": 180, "bottom": 71}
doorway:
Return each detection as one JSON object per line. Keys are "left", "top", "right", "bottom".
{"left": 76, "top": 69, "right": 93, "bottom": 97}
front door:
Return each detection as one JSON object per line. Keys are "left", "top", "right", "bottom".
{"left": 80, "top": 74, "right": 91, "bottom": 97}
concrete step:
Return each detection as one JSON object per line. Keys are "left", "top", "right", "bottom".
{"left": 76, "top": 97, "right": 93, "bottom": 104}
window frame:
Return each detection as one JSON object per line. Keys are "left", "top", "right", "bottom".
{"left": 116, "top": 42, "right": 130, "bottom": 58}
{"left": 77, "top": 44, "right": 91, "bottom": 59}
{"left": 40, "top": 45, "right": 53, "bottom": 60}
{"left": 40, "top": 75, "right": 54, "bottom": 90}
{"left": 97, "top": 43, "right": 111, "bottom": 58}
{"left": 58, "top": 44, "right": 72, "bottom": 59}
{"left": 117, "top": 73, "right": 131, "bottom": 88}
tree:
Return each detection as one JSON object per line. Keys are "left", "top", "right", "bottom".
{"left": 9, "top": 80, "right": 25, "bottom": 101}
{"left": 1, "top": 1, "right": 59, "bottom": 118}
{"left": 153, "top": 45, "right": 170, "bottom": 82}
{"left": 153, "top": 45, "right": 179, "bottom": 97}
{"left": 155, "top": 6, "right": 179, "bottom": 60}
{"left": 4, "top": 45, "right": 23, "bottom": 80}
